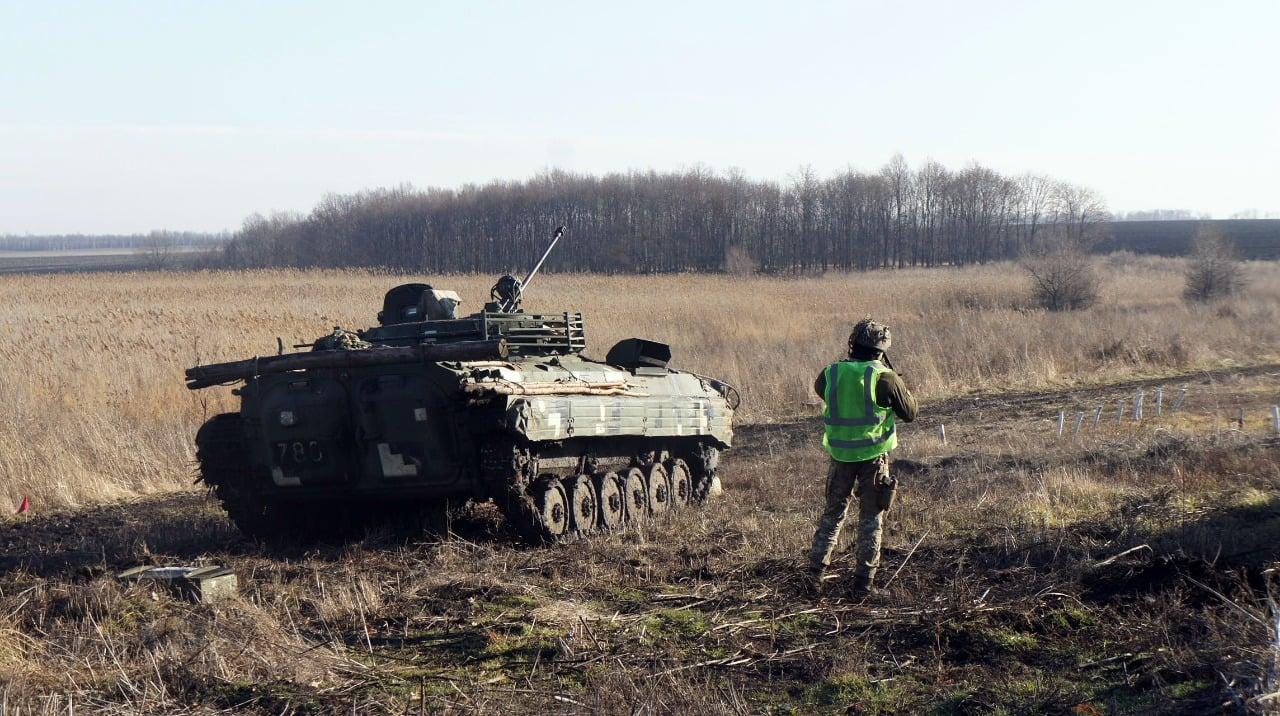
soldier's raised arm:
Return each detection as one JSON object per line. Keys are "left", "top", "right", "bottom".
{"left": 875, "top": 370, "right": 917, "bottom": 423}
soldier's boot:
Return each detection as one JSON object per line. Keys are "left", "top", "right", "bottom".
{"left": 804, "top": 561, "right": 833, "bottom": 595}
{"left": 849, "top": 569, "right": 886, "bottom": 602}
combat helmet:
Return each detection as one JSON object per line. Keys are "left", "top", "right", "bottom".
{"left": 848, "top": 317, "right": 892, "bottom": 355}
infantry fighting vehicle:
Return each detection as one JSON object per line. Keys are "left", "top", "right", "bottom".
{"left": 187, "top": 228, "right": 736, "bottom": 543}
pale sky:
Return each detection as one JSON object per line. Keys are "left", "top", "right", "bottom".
{"left": 2, "top": 0, "right": 1277, "bottom": 234}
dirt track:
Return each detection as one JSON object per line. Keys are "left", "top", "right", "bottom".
{"left": 738, "top": 360, "right": 1280, "bottom": 458}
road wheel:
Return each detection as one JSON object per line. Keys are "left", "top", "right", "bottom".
{"left": 531, "top": 477, "right": 569, "bottom": 540}
{"left": 667, "top": 459, "right": 692, "bottom": 508}
{"left": 564, "top": 474, "right": 598, "bottom": 535}
{"left": 621, "top": 467, "right": 648, "bottom": 522}
{"left": 646, "top": 463, "right": 671, "bottom": 516}
{"left": 594, "top": 471, "right": 625, "bottom": 531}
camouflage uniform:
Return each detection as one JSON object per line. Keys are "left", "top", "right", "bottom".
{"left": 807, "top": 454, "right": 896, "bottom": 588}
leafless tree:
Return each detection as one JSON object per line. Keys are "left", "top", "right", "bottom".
{"left": 1017, "top": 174, "right": 1054, "bottom": 253}
{"left": 220, "top": 160, "right": 1111, "bottom": 275}
{"left": 1049, "top": 182, "right": 1109, "bottom": 250}
{"left": 138, "top": 231, "right": 178, "bottom": 270}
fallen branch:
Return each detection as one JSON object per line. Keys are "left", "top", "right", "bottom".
{"left": 1185, "top": 576, "right": 1268, "bottom": 627}
{"left": 1078, "top": 652, "right": 1142, "bottom": 669}
{"left": 1091, "top": 544, "right": 1151, "bottom": 570}
{"left": 883, "top": 531, "right": 929, "bottom": 589}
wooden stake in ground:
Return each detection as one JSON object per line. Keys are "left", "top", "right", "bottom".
{"left": 1155, "top": 387, "right": 1163, "bottom": 416}
{"left": 1073, "top": 412, "right": 1084, "bottom": 434}
{"left": 1056, "top": 411, "right": 1065, "bottom": 437}
{"left": 1134, "top": 389, "right": 1144, "bottom": 421}
{"left": 1272, "top": 405, "right": 1279, "bottom": 435}
{"left": 1173, "top": 386, "right": 1188, "bottom": 411}
{"left": 939, "top": 423, "right": 947, "bottom": 445}
{"left": 1092, "top": 406, "right": 1103, "bottom": 430}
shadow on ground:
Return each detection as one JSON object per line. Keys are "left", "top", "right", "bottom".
{"left": 0, "top": 491, "right": 511, "bottom": 579}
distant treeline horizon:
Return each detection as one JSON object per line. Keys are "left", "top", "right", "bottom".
{"left": 222, "top": 159, "right": 1116, "bottom": 274}
{"left": 8, "top": 163, "right": 1279, "bottom": 270}
{"left": 0, "top": 231, "right": 229, "bottom": 252}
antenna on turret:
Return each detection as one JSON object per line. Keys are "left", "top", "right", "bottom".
{"left": 519, "top": 225, "right": 566, "bottom": 297}
{"left": 496, "top": 225, "right": 566, "bottom": 312}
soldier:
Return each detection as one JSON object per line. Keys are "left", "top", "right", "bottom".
{"left": 808, "top": 318, "right": 917, "bottom": 598}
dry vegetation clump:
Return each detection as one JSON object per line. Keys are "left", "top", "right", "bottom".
{"left": 1023, "top": 247, "right": 1100, "bottom": 311}
{"left": 1184, "top": 228, "right": 1247, "bottom": 303}
{"left": 0, "top": 258, "right": 1279, "bottom": 511}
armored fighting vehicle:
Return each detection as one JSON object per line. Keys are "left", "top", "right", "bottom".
{"left": 187, "top": 228, "right": 736, "bottom": 543}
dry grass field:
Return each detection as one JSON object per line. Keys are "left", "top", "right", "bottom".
{"left": 2, "top": 256, "right": 1278, "bottom": 511}
{"left": 1, "top": 257, "right": 1279, "bottom": 713}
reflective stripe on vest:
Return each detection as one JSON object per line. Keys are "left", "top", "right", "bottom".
{"left": 822, "top": 360, "right": 897, "bottom": 462}
{"left": 826, "top": 423, "right": 896, "bottom": 449}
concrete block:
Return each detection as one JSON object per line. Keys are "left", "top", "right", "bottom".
{"left": 116, "top": 565, "right": 238, "bottom": 604}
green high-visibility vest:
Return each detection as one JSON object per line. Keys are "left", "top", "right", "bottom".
{"left": 822, "top": 360, "right": 897, "bottom": 462}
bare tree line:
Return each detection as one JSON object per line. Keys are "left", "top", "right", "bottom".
{"left": 0, "top": 231, "right": 228, "bottom": 252}
{"left": 224, "top": 156, "right": 1108, "bottom": 274}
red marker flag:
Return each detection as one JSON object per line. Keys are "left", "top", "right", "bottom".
{"left": 16, "top": 496, "right": 29, "bottom": 514}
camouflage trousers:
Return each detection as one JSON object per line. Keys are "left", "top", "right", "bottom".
{"left": 807, "top": 455, "right": 897, "bottom": 584}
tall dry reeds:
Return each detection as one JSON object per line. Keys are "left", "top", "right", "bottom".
{"left": 0, "top": 256, "right": 1277, "bottom": 510}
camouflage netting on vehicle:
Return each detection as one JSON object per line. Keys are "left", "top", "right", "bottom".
{"left": 313, "top": 327, "right": 372, "bottom": 351}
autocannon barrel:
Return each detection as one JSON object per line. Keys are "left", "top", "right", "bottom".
{"left": 185, "top": 339, "right": 507, "bottom": 390}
